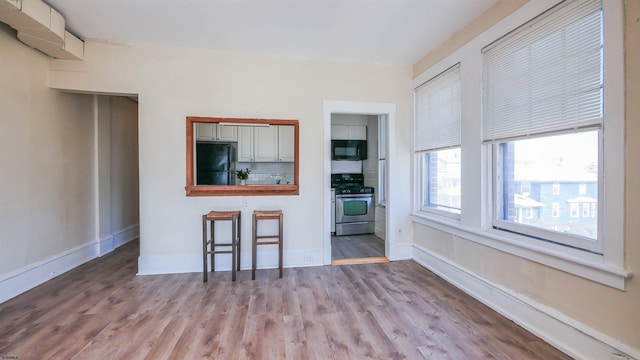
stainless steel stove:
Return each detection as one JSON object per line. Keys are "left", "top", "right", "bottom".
{"left": 331, "top": 174, "right": 375, "bottom": 236}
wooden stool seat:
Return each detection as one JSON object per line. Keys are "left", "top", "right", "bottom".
{"left": 205, "top": 210, "right": 241, "bottom": 220}
{"left": 202, "top": 210, "right": 241, "bottom": 282}
{"left": 252, "top": 210, "right": 283, "bottom": 280}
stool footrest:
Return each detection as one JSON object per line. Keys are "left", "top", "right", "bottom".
{"left": 255, "top": 235, "right": 280, "bottom": 239}
{"left": 256, "top": 241, "right": 281, "bottom": 245}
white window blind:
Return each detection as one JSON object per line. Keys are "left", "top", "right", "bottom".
{"left": 482, "top": 0, "right": 602, "bottom": 143}
{"left": 414, "top": 64, "right": 461, "bottom": 152}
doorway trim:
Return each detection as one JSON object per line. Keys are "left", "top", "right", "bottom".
{"left": 323, "top": 100, "right": 397, "bottom": 265}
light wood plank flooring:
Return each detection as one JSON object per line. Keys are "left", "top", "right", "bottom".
{"left": 332, "top": 234, "right": 385, "bottom": 259}
{"left": 0, "top": 240, "right": 571, "bottom": 359}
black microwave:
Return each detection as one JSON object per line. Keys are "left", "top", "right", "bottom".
{"left": 331, "top": 140, "right": 367, "bottom": 161}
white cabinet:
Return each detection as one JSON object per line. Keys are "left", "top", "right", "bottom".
{"left": 254, "top": 126, "right": 278, "bottom": 162}
{"left": 238, "top": 127, "right": 254, "bottom": 162}
{"left": 218, "top": 124, "right": 238, "bottom": 141}
{"left": 331, "top": 125, "right": 366, "bottom": 140}
{"left": 195, "top": 123, "right": 238, "bottom": 142}
{"left": 277, "top": 125, "right": 295, "bottom": 162}
{"left": 237, "top": 125, "right": 294, "bottom": 162}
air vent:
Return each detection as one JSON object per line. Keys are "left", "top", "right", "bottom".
{"left": 0, "top": 0, "right": 84, "bottom": 60}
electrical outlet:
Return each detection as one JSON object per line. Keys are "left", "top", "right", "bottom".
{"left": 242, "top": 199, "right": 249, "bottom": 209}
{"left": 304, "top": 256, "right": 313, "bottom": 262}
{"left": 49, "top": 271, "right": 56, "bottom": 277}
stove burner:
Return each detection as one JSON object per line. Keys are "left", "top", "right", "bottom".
{"left": 331, "top": 173, "right": 374, "bottom": 195}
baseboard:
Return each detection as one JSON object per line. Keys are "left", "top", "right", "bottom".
{"left": 389, "top": 243, "right": 413, "bottom": 261}
{"left": 412, "top": 244, "right": 638, "bottom": 360}
{"left": 137, "top": 247, "right": 325, "bottom": 275}
{"left": 0, "top": 224, "right": 140, "bottom": 304}
{"left": 0, "top": 241, "right": 99, "bottom": 303}
{"left": 99, "top": 224, "right": 139, "bottom": 255}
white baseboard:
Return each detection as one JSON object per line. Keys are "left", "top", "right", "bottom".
{"left": 137, "top": 247, "right": 324, "bottom": 275}
{"left": 389, "top": 243, "right": 413, "bottom": 261}
{"left": 412, "top": 244, "right": 639, "bottom": 360}
{"left": 99, "top": 224, "right": 139, "bottom": 256}
{"left": 0, "top": 241, "right": 99, "bottom": 303}
{"left": 0, "top": 224, "right": 139, "bottom": 304}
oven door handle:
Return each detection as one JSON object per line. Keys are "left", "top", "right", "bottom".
{"left": 336, "top": 194, "right": 373, "bottom": 199}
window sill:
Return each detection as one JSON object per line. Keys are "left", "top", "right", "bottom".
{"left": 185, "top": 184, "right": 299, "bottom": 196}
{"left": 411, "top": 212, "right": 632, "bottom": 290}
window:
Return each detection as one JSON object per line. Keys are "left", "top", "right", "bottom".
{"left": 582, "top": 202, "right": 590, "bottom": 217}
{"left": 579, "top": 183, "right": 587, "bottom": 195}
{"left": 570, "top": 203, "right": 580, "bottom": 218}
{"left": 484, "top": 0, "right": 603, "bottom": 253}
{"left": 525, "top": 208, "right": 533, "bottom": 219}
{"left": 552, "top": 202, "right": 560, "bottom": 217}
{"left": 411, "top": 0, "right": 626, "bottom": 288}
{"left": 422, "top": 148, "right": 461, "bottom": 213}
{"left": 414, "top": 64, "right": 461, "bottom": 216}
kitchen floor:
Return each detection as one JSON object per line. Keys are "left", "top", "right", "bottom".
{"left": 331, "top": 234, "right": 384, "bottom": 259}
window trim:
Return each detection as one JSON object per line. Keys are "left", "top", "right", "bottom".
{"left": 411, "top": 0, "right": 629, "bottom": 289}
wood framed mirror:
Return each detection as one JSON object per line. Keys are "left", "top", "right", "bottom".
{"left": 185, "top": 116, "right": 299, "bottom": 196}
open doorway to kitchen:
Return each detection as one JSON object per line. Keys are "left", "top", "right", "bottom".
{"left": 323, "top": 101, "right": 396, "bottom": 266}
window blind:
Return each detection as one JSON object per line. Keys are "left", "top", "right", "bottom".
{"left": 482, "top": 0, "right": 602, "bottom": 143}
{"left": 414, "top": 64, "right": 461, "bottom": 152}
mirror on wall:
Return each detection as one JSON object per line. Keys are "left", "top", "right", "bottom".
{"left": 185, "top": 117, "right": 299, "bottom": 196}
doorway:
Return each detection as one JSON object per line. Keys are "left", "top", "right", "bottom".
{"left": 96, "top": 95, "right": 141, "bottom": 258}
{"left": 323, "top": 101, "right": 397, "bottom": 266}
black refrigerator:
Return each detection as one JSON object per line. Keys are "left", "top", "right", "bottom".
{"left": 196, "top": 142, "right": 237, "bottom": 185}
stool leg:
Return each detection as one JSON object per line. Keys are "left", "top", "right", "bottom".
{"left": 202, "top": 215, "right": 208, "bottom": 283}
{"left": 231, "top": 216, "right": 237, "bottom": 281}
{"left": 252, "top": 213, "right": 257, "bottom": 280}
{"left": 279, "top": 213, "right": 283, "bottom": 278}
{"left": 211, "top": 220, "right": 216, "bottom": 273}
{"left": 237, "top": 212, "right": 242, "bottom": 272}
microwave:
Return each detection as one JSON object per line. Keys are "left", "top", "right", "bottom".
{"left": 331, "top": 140, "right": 367, "bottom": 161}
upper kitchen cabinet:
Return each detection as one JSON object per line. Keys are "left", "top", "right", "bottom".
{"left": 277, "top": 125, "right": 295, "bottom": 162}
{"left": 195, "top": 123, "right": 238, "bottom": 142}
{"left": 331, "top": 125, "right": 366, "bottom": 140}
{"left": 238, "top": 127, "right": 254, "bottom": 162}
{"left": 239, "top": 125, "right": 294, "bottom": 162}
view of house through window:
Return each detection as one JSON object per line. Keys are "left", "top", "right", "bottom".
{"left": 423, "top": 148, "right": 461, "bottom": 214}
{"left": 496, "top": 131, "right": 598, "bottom": 240}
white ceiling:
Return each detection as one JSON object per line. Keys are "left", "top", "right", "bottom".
{"left": 45, "top": 0, "right": 498, "bottom": 65}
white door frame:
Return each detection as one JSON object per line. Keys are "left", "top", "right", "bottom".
{"left": 323, "top": 100, "right": 397, "bottom": 265}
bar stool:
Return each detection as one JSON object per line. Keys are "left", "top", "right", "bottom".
{"left": 252, "top": 210, "right": 283, "bottom": 280}
{"left": 202, "top": 210, "right": 241, "bottom": 282}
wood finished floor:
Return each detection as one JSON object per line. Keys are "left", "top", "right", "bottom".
{"left": 331, "top": 234, "right": 385, "bottom": 260}
{"left": 0, "top": 240, "right": 571, "bottom": 359}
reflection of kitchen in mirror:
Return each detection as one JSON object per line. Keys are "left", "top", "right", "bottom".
{"left": 193, "top": 121, "right": 295, "bottom": 187}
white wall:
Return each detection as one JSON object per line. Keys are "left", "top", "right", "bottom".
{"left": 0, "top": 23, "right": 140, "bottom": 302}
{"left": 49, "top": 41, "right": 412, "bottom": 273}
{"left": 0, "top": 24, "right": 95, "bottom": 301}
